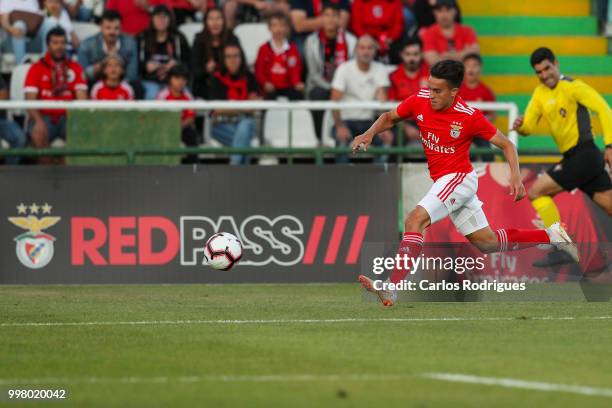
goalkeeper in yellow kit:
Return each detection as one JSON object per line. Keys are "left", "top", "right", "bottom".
{"left": 513, "top": 47, "right": 612, "bottom": 266}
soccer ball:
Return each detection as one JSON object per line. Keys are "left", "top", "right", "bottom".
{"left": 204, "top": 232, "right": 243, "bottom": 271}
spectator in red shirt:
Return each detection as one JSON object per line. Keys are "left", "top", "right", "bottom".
{"left": 350, "top": 0, "right": 404, "bottom": 63}
{"left": 106, "top": 0, "right": 173, "bottom": 36}
{"left": 25, "top": 27, "right": 87, "bottom": 159}
{"left": 290, "top": 0, "right": 350, "bottom": 51}
{"left": 255, "top": 12, "right": 304, "bottom": 100}
{"left": 388, "top": 37, "right": 428, "bottom": 144}
{"left": 157, "top": 64, "right": 199, "bottom": 163}
{"left": 420, "top": 0, "right": 478, "bottom": 67}
{"left": 91, "top": 54, "right": 135, "bottom": 100}
{"left": 458, "top": 53, "right": 495, "bottom": 161}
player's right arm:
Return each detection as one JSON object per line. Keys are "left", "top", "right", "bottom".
{"left": 351, "top": 109, "right": 402, "bottom": 152}
{"left": 351, "top": 94, "right": 415, "bottom": 153}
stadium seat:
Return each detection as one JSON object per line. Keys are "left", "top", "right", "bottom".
{"left": 321, "top": 110, "right": 336, "bottom": 148}
{"left": 179, "top": 22, "right": 203, "bottom": 47}
{"left": 72, "top": 22, "right": 100, "bottom": 41}
{"left": 233, "top": 23, "right": 270, "bottom": 67}
{"left": 264, "top": 109, "right": 318, "bottom": 148}
{"left": 8, "top": 64, "right": 31, "bottom": 120}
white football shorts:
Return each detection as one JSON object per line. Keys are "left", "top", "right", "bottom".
{"left": 417, "top": 170, "right": 489, "bottom": 236}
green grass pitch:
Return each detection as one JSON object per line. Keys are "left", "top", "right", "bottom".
{"left": 1, "top": 284, "right": 611, "bottom": 407}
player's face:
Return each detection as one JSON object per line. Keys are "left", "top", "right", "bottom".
{"left": 321, "top": 8, "right": 340, "bottom": 33}
{"left": 433, "top": 6, "right": 456, "bottom": 28}
{"left": 533, "top": 59, "right": 560, "bottom": 89}
{"left": 400, "top": 44, "right": 422, "bottom": 71}
{"left": 47, "top": 35, "right": 67, "bottom": 61}
{"left": 104, "top": 58, "right": 123, "bottom": 81}
{"left": 101, "top": 19, "right": 121, "bottom": 43}
{"left": 428, "top": 76, "right": 458, "bottom": 110}
{"left": 464, "top": 58, "right": 481, "bottom": 83}
{"left": 206, "top": 10, "right": 224, "bottom": 36}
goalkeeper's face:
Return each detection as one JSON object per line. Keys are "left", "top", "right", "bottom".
{"left": 533, "top": 59, "right": 560, "bottom": 89}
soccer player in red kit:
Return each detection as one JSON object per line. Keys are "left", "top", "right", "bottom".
{"left": 352, "top": 60, "right": 578, "bottom": 307}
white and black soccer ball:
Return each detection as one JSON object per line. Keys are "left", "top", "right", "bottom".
{"left": 203, "top": 232, "right": 243, "bottom": 271}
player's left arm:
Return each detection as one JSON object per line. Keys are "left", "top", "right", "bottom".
{"left": 489, "top": 130, "right": 526, "bottom": 201}
{"left": 571, "top": 81, "right": 612, "bottom": 167}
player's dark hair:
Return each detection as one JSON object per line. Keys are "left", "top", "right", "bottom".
{"left": 46, "top": 26, "right": 66, "bottom": 45}
{"left": 530, "top": 47, "right": 556, "bottom": 67}
{"left": 430, "top": 59, "right": 464, "bottom": 88}
{"left": 400, "top": 36, "right": 422, "bottom": 51}
{"left": 101, "top": 9, "right": 122, "bottom": 23}
{"left": 462, "top": 52, "right": 482, "bottom": 65}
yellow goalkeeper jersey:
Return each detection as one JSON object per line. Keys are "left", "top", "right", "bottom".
{"left": 519, "top": 75, "right": 612, "bottom": 153}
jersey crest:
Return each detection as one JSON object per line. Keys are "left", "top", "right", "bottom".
{"left": 450, "top": 121, "right": 463, "bottom": 139}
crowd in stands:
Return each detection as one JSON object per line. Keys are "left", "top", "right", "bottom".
{"left": 0, "top": 0, "right": 497, "bottom": 164}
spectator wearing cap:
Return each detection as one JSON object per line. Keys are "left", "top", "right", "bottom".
{"left": 209, "top": 43, "right": 261, "bottom": 165}
{"left": 90, "top": 54, "right": 135, "bottom": 100}
{"left": 157, "top": 64, "right": 199, "bottom": 163}
{"left": 191, "top": 7, "right": 240, "bottom": 99}
{"left": 388, "top": 37, "right": 428, "bottom": 145}
{"left": 304, "top": 2, "right": 355, "bottom": 138}
{"left": 78, "top": 10, "right": 139, "bottom": 84}
{"left": 412, "top": 0, "right": 461, "bottom": 29}
{"left": 331, "top": 34, "right": 393, "bottom": 163}
{"left": 24, "top": 27, "right": 88, "bottom": 162}
{"left": 350, "top": 0, "right": 404, "bottom": 63}
{"left": 289, "top": 0, "right": 350, "bottom": 52}
{"left": 420, "top": 0, "right": 478, "bottom": 66}
{"left": 106, "top": 0, "right": 174, "bottom": 37}
{"left": 138, "top": 4, "right": 190, "bottom": 99}
{"left": 255, "top": 12, "right": 303, "bottom": 100}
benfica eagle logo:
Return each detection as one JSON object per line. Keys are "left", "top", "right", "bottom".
{"left": 8, "top": 203, "right": 60, "bottom": 269}
{"left": 450, "top": 122, "right": 463, "bottom": 139}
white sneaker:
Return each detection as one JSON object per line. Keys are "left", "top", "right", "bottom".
{"left": 547, "top": 223, "right": 579, "bottom": 263}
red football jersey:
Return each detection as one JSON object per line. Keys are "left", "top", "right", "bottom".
{"left": 420, "top": 23, "right": 478, "bottom": 54}
{"left": 458, "top": 81, "right": 496, "bottom": 103}
{"left": 90, "top": 80, "right": 134, "bottom": 100}
{"left": 157, "top": 87, "right": 195, "bottom": 122}
{"left": 23, "top": 53, "right": 87, "bottom": 120}
{"left": 396, "top": 89, "right": 497, "bottom": 181}
{"left": 388, "top": 63, "right": 429, "bottom": 101}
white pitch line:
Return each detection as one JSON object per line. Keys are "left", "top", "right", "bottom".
{"left": 0, "top": 316, "right": 611, "bottom": 328}
{"left": 423, "top": 373, "right": 612, "bottom": 398}
{"left": 1, "top": 373, "right": 611, "bottom": 399}
{"left": 0, "top": 373, "right": 411, "bottom": 386}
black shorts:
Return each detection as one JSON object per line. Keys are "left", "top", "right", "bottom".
{"left": 547, "top": 141, "right": 612, "bottom": 197}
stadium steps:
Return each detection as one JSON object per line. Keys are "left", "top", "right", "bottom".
{"left": 463, "top": 0, "right": 608, "bottom": 153}
{"left": 461, "top": 0, "right": 590, "bottom": 17}
{"left": 464, "top": 16, "right": 597, "bottom": 36}
{"left": 479, "top": 36, "right": 606, "bottom": 56}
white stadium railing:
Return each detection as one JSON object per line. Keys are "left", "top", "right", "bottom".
{"left": 0, "top": 100, "right": 519, "bottom": 147}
